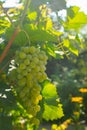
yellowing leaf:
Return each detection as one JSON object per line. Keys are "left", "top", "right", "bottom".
{"left": 46, "top": 18, "right": 53, "bottom": 30}
{"left": 52, "top": 30, "right": 63, "bottom": 36}
{"left": 65, "top": 6, "right": 87, "bottom": 29}
{"left": 63, "top": 39, "right": 70, "bottom": 47}
{"left": 69, "top": 46, "right": 78, "bottom": 56}
{"left": 69, "top": 12, "right": 87, "bottom": 24}
{"left": 63, "top": 39, "right": 79, "bottom": 56}
{"left": 28, "top": 11, "right": 37, "bottom": 21}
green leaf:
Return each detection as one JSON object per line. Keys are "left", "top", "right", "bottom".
{"left": 5, "top": 27, "right": 28, "bottom": 46}
{"left": 65, "top": 6, "right": 87, "bottom": 30}
{"left": 63, "top": 39, "right": 78, "bottom": 56}
{"left": 69, "top": 45, "right": 79, "bottom": 56}
{"left": 42, "top": 82, "right": 58, "bottom": 99}
{"left": 43, "top": 104, "right": 64, "bottom": 121}
{"left": 44, "top": 43, "right": 57, "bottom": 57}
{"left": 52, "top": 30, "right": 63, "bottom": 37}
{"left": 67, "top": 6, "right": 80, "bottom": 18}
{"left": 42, "top": 81, "right": 64, "bottom": 121}
{"left": 24, "top": 24, "right": 57, "bottom": 42}
{"left": 69, "top": 12, "right": 87, "bottom": 24}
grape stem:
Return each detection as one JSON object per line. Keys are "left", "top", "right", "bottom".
{"left": 21, "top": 29, "right": 31, "bottom": 45}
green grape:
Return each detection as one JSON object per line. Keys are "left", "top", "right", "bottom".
{"left": 33, "top": 66, "right": 40, "bottom": 72}
{"left": 24, "top": 101, "right": 31, "bottom": 108}
{"left": 27, "top": 79, "right": 33, "bottom": 88}
{"left": 14, "top": 85, "right": 24, "bottom": 93}
{"left": 21, "top": 46, "right": 30, "bottom": 53}
{"left": 40, "top": 50, "right": 46, "bottom": 55}
{"left": 38, "top": 54, "right": 45, "bottom": 60}
{"left": 34, "top": 96, "right": 42, "bottom": 104}
{"left": 24, "top": 58, "right": 30, "bottom": 65}
{"left": 27, "top": 54, "right": 32, "bottom": 61}
{"left": 19, "top": 85, "right": 30, "bottom": 98}
{"left": 17, "top": 74, "right": 23, "bottom": 79}
{"left": 19, "top": 63, "right": 26, "bottom": 70}
{"left": 30, "top": 118, "right": 40, "bottom": 126}
{"left": 9, "top": 46, "right": 48, "bottom": 126}
{"left": 21, "top": 69, "right": 28, "bottom": 76}
{"left": 40, "top": 65, "right": 46, "bottom": 72}
{"left": 21, "top": 93, "right": 31, "bottom": 103}
{"left": 38, "top": 95, "right": 42, "bottom": 100}
{"left": 35, "top": 48, "right": 40, "bottom": 54}
{"left": 36, "top": 72, "right": 43, "bottom": 82}
{"left": 27, "top": 106, "right": 37, "bottom": 116}
{"left": 17, "top": 77, "right": 26, "bottom": 87}
{"left": 36, "top": 105, "right": 40, "bottom": 112}
{"left": 31, "top": 88, "right": 40, "bottom": 96}
{"left": 30, "top": 61, "right": 36, "bottom": 68}
{"left": 19, "top": 89, "right": 26, "bottom": 98}
{"left": 38, "top": 60, "right": 43, "bottom": 66}
{"left": 34, "top": 98, "right": 40, "bottom": 104}
{"left": 28, "top": 46, "right": 36, "bottom": 53}
{"left": 32, "top": 57, "right": 39, "bottom": 64}
{"left": 44, "top": 55, "right": 48, "bottom": 61}
{"left": 42, "top": 72, "right": 47, "bottom": 80}
{"left": 19, "top": 52, "right": 26, "bottom": 59}
{"left": 34, "top": 84, "right": 41, "bottom": 91}
{"left": 27, "top": 73, "right": 33, "bottom": 81}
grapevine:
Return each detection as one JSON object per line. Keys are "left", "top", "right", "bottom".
{"left": 9, "top": 46, "right": 48, "bottom": 126}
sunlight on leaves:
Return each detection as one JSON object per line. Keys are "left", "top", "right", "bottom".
{"left": 63, "top": 39, "right": 79, "bottom": 56}
{"left": 43, "top": 104, "right": 64, "bottom": 121}
{"left": 28, "top": 11, "right": 37, "bottom": 21}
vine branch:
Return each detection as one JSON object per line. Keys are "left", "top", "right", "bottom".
{"left": 0, "top": 3, "right": 13, "bottom": 24}
{"left": 0, "top": 0, "right": 31, "bottom": 64}
{"left": 19, "top": 0, "right": 31, "bottom": 26}
{"left": 0, "top": 27, "right": 20, "bottom": 64}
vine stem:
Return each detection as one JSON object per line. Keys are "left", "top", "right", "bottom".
{"left": 21, "top": 29, "right": 31, "bottom": 45}
{"left": 0, "top": 3, "right": 13, "bottom": 24}
{"left": 0, "top": 0, "right": 31, "bottom": 64}
{"left": 19, "top": 0, "right": 31, "bottom": 26}
{"left": 0, "top": 27, "right": 20, "bottom": 64}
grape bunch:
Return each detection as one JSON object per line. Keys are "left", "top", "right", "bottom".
{"left": 10, "top": 46, "right": 48, "bottom": 125}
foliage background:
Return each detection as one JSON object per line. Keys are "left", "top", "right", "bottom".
{"left": 0, "top": 0, "right": 87, "bottom": 129}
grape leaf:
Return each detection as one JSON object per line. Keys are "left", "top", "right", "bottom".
{"left": 42, "top": 82, "right": 58, "bottom": 99}
{"left": 63, "top": 39, "right": 79, "bottom": 56}
{"left": 65, "top": 6, "right": 87, "bottom": 30}
{"left": 42, "top": 81, "right": 64, "bottom": 120}
{"left": 24, "top": 24, "right": 57, "bottom": 42}
{"left": 43, "top": 103, "right": 64, "bottom": 121}
{"left": 28, "top": 11, "right": 37, "bottom": 21}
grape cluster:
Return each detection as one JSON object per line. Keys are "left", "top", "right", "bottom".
{"left": 10, "top": 46, "right": 48, "bottom": 125}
